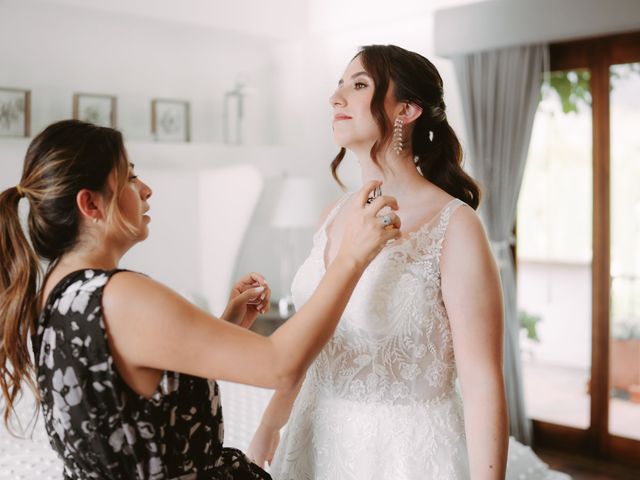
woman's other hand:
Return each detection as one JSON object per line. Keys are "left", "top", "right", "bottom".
{"left": 222, "top": 272, "right": 271, "bottom": 329}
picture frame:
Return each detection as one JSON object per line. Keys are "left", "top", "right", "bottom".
{"left": 151, "top": 99, "right": 191, "bottom": 142}
{"left": 0, "top": 88, "right": 31, "bottom": 137}
{"left": 73, "top": 93, "right": 117, "bottom": 128}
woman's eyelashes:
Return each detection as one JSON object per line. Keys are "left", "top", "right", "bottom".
{"left": 354, "top": 82, "right": 368, "bottom": 90}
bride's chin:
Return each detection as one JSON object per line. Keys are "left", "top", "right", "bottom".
{"left": 332, "top": 137, "right": 353, "bottom": 150}
{"left": 331, "top": 131, "right": 351, "bottom": 146}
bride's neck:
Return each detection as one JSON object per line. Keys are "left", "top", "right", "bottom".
{"left": 355, "top": 149, "right": 429, "bottom": 204}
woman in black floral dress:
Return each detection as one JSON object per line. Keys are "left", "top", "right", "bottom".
{"left": 35, "top": 268, "right": 265, "bottom": 479}
{"left": 0, "top": 120, "right": 399, "bottom": 479}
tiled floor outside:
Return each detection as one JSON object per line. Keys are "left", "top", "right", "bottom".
{"left": 523, "top": 360, "right": 640, "bottom": 441}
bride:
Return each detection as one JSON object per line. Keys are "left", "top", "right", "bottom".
{"left": 248, "top": 45, "right": 570, "bottom": 480}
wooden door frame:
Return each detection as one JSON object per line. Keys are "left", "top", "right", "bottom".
{"left": 528, "top": 30, "right": 640, "bottom": 468}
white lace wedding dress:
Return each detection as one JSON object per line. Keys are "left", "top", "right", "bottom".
{"left": 270, "top": 195, "right": 571, "bottom": 480}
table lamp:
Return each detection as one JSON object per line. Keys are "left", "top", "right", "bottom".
{"left": 272, "top": 176, "right": 321, "bottom": 317}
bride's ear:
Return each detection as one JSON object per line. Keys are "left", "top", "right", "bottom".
{"left": 396, "top": 102, "right": 423, "bottom": 126}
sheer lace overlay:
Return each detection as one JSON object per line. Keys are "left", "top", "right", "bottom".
{"left": 271, "top": 196, "right": 471, "bottom": 479}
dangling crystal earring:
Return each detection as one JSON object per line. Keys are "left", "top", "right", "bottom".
{"left": 392, "top": 117, "right": 404, "bottom": 155}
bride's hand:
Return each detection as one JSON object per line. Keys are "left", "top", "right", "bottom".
{"left": 222, "top": 272, "right": 270, "bottom": 329}
{"left": 336, "top": 180, "right": 401, "bottom": 269}
{"left": 247, "top": 423, "right": 280, "bottom": 469}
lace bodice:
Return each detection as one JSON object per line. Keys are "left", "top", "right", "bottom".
{"left": 291, "top": 195, "right": 465, "bottom": 406}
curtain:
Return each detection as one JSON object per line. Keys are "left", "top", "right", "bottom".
{"left": 453, "top": 44, "right": 547, "bottom": 445}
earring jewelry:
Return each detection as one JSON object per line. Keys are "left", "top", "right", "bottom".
{"left": 392, "top": 117, "right": 404, "bottom": 155}
{"left": 93, "top": 217, "right": 99, "bottom": 224}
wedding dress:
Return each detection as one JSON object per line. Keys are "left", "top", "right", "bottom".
{"left": 270, "top": 195, "right": 571, "bottom": 480}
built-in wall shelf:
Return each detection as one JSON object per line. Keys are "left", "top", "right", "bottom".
{"left": 0, "top": 139, "right": 301, "bottom": 176}
{"left": 125, "top": 142, "right": 297, "bottom": 171}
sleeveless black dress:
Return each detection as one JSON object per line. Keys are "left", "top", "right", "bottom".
{"left": 32, "top": 269, "right": 270, "bottom": 480}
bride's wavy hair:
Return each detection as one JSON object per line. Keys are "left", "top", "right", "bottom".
{"left": 0, "top": 120, "right": 133, "bottom": 435}
{"left": 330, "top": 44, "right": 480, "bottom": 210}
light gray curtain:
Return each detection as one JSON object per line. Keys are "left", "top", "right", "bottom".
{"left": 453, "top": 44, "right": 547, "bottom": 445}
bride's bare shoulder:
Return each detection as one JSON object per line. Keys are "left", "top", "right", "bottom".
{"left": 447, "top": 200, "right": 484, "bottom": 234}
{"left": 443, "top": 202, "right": 492, "bottom": 261}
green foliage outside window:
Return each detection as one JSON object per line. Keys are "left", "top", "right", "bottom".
{"left": 519, "top": 310, "right": 541, "bottom": 343}
{"left": 544, "top": 63, "right": 640, "bottom": 114}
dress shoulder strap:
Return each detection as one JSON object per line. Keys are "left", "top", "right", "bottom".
{"left": 317, "top": 192, "right": 352, "bottom": 234}
{"left": 431, "top": 198, "right": 466, "bottom": 245}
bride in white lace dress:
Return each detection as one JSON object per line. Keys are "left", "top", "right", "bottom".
{"left": 248, "top": 45, "right": 571, "bottom": 480}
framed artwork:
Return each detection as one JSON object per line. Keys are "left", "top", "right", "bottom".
{"left": 0, "top": 88, "right": 31, "bottom": 137}
{"left": 73, "top": 93, "right": 117, "bottom": 128}
{"left": 151, "top": 99, "right": 190, "bottom": 142}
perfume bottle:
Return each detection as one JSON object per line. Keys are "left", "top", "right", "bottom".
{"left": 366, "top": 185, "right": 382, "bottom": 204}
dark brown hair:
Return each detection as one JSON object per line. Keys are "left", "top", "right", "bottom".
{"left": 331, "top": 44, "right": 480, "bottom": 209}
{"left": 0, "top": 119, "right": 130, "bottom": 434}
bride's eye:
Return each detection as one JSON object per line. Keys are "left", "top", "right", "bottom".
{"left": 354, "top": 82, "right": 368, "bottom": 90}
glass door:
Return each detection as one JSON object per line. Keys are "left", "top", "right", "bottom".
{"left": 517, "top": 33, "right": 640, "bottom": 466}
{"left": 609, "top": 62, "right": 640, "bottom": 442}
{"left": 517, "top": 69, "right": 593, "bottom": 431}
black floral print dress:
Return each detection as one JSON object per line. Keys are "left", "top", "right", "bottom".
{"left": 32, "top": 269, "right": 270, "bottom": 480}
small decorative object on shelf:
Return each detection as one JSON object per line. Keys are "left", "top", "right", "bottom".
{"left": 223, "top": 75, "right": 254, "bottom": 145}
{"left": 0, "top": 87, "right": 30, "bottom": 137}
{"left": 151, "top": 98, "right": 191, "bottom": 142}
{"left": 73, "top": 93, "right": 117, "bottom": 128}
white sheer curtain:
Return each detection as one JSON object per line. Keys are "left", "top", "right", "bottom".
{"left": 453, "top": 44, "right": 547, "bottom": 445}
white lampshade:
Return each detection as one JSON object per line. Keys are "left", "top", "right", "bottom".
{"left": 272, "top": 176, "right": 321, "bottom": 229}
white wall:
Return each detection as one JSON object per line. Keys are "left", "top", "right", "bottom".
{"left": 35, "top": 0, "right": 308, "bottom": 40}
{"left": 0, "top": 0, "right": 278, "bottom": 143}
{"left": 0, "top": 0, "right": 288, "bottom": 300}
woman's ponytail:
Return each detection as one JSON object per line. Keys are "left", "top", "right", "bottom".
{"left": 0, "top": 185, "right": 42, "bottom": 434}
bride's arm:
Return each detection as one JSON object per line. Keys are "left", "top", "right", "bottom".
{"left": 440, "top": 206, "right": 509, "bottom": 480}
{"left": 246, "top": 197, "right": 345, "bottom": 467}
{"left": 246, "top": 379, "right": 304, "bottom": 467}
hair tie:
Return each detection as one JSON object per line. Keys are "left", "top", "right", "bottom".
{"left": 15, "top": 185, "right": 25, "bottom": 198}
{"left": 430, "top": 105, "right": 447, "bottom": 124}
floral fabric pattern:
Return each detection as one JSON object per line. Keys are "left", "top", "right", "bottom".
{"left": 32, "top": 269, "right": 269, "bottom": 480}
